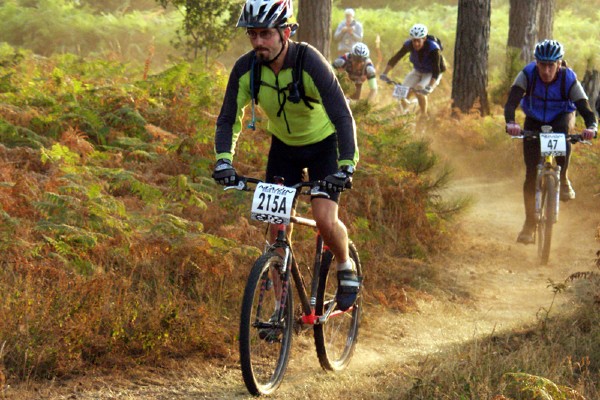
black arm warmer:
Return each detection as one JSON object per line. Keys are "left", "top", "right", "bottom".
{"left": 574, "top": 99, "right": 598, "bottom": 129}
{"left": 504, "top": 85, "right": 525, "bottom": 123}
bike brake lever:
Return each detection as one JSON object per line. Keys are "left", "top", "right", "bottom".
{"left": 310, "top": 186, "right": 331, "bottom": 199}
{"left": 568, "top": 135, "right": 592, "bottom": 145}
{"left": 224, "top": 180, "right": 247, "bottom": 191}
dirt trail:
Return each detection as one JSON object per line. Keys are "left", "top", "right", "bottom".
{"left": 7, "top": 131, "right": 599, "bottom": 400}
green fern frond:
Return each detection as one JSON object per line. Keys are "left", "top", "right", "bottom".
{"left": 502, "top": 372, "right": 585, "bottom": 400}
{"left": 125, "top": 150, "right": 157, "bottom": 162}
{"left": 130, "top": 180, "right": 163, "bottom": 203}
{"left": 165, "top": 174, "right": 208, "bottom": 210}
{"left": 0, "top": 119, "right": 48, "bottom": 148}
{"left": 204, "top": 233, "right": 237, "bottom": 255}
{"left": 146, "top": 62, "right": 191, "bottom": 95}
{"left": 60, "top": 106, "right": 105, "bottom": 133}
{"left": 0, "top": 206, "right": 17, "bottom": 227}
{"left": 104, "top": 106, "right": 147, "bottom": 135}
{"left": 111, "top": 136, "right": 154, "bottom": 151}
{"left": 0, "top": 71, "right": 16, "bottom": 92}
{"left": 150, "top": 213, "right": 193, "bottom": 237}
{"left": 42, "top": 235, "right": 74, "bottom": 257}
{"left": 40, "top": 143, "right": 80, "bottom": 165}
{"left": 103, "top": 168, "right": 163, "bottom": 203}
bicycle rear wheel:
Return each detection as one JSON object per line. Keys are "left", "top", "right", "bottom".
{"left": 537, "top": 176, "right": 557, "bottom": 265}
{"left": 314, "top": 241, "right": 362, "bottom": 371}
{"left": 239, "top": 252, "right": 293, "bottom": 396}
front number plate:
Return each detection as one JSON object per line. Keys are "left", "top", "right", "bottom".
{"left": 251, "top": 183, "right": 296, "bottom": 225}
{"left": 392, "top": 84, "right": 410, "bottom": 99}
{"left": 540, "top": 133, "right": 566, "bottom": 156}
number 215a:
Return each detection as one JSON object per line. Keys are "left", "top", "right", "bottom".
{"left": 257, "top": 193, "right": 288, "bottom": 214}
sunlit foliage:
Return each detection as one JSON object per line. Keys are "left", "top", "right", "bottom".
{"left": 156, "top": 0, "right": 241, "bottom": 61}
{"left": 0, "top": 0, "right": 180, "bottom": 66}
{"left": 0, "top": 1, "right": 598, "bottom": 391}
{"left": 0, "top": 39, "right": 462, "bottom": 380}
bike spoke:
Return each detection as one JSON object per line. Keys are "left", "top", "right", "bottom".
{"left": 314, "top": 244, "right": 361, "bottom": 371}
{"left": 240, "top": 253, "right": 293, "bottom": 395}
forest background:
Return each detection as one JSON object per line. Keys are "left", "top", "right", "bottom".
{"left": 0, "top": 0, "right": 600, "bottom": 398}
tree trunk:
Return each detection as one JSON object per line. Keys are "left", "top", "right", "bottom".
{"left": 507, "top": 0, "right": 540, "bottom": 61}
{"left": 451, "top": 0, "right": 491, "bottom": 116}
{"left": 538, "top": 0, "right": 555, "bottom": 41}
{"left": 296, "top": 0, "right": 332, "bottom": 60}
{"left": 582, "top": 69, "right": 600, "bottom": 118}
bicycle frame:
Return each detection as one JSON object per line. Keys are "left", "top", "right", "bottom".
{"left": 231, "top": 178, "right": 354, "bottom": 326}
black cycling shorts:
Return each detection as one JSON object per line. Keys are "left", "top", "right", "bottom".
{"left": 265, "top": 133, "right": 340, "bottom": 202}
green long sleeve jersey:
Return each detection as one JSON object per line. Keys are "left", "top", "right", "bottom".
{"left": 215, "top": 41, "right": 359, "bottom": 168}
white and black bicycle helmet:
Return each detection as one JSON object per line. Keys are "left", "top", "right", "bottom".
{"left": 409, "top": 23, "right": 428, "bottom": 39}
{"left": 237, "top": 0, "right": 293, "bottom": 29}
{"left": 534, "top": 39, "right": 564, "bottom": 62}
{"left": 351, "top": 42, "right": 370, "bottom": 59}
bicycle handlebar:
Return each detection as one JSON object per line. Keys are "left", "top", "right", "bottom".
{"left": 224, "top": 176, "right": 332, "bottom": 198}
{"left": 380, "top": 77, "right": 427, "bottom": 95}
{"left": 513, "top": 131, "right": 592, "bottom": 145}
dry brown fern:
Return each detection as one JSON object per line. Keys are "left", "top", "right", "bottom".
{"left": 60, "top": 127, "right": 94, "bottom": 161}
{"left": 566, "top": 271, "right": 600, "bottom": 282}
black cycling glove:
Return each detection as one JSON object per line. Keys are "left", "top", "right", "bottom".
{"left": 324, "top": 165, "right": 354, "bottom": 193}
{"left": 212, "top": 159, "right": 237, "bottom": 186}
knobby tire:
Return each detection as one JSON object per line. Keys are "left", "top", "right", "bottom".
{"left": 314, "top": 241, "right": 362, "bottom": 371}
{"left": 537, "top": 176, "right": 556, "bottom": 265}
{"left": 239, "top": 252, "right": 293, "bottom": 396}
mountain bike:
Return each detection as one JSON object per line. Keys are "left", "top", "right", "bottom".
{"left": 515, "top": 126, "right": 591, "bottom": 265}
{"left": 225, "top": 176, "right": 363, "bottom": 396}
{"left": 380, "top": 77, "right": 425, "bottom": 115}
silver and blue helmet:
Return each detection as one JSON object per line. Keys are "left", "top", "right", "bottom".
{"left": 351, "top": 42, "right": 370, "bottom": 59}
{"left": 236, "top": 0, "right": 293, "bottom": 29}
{"left": 534, "top": 39, "right": 564, "bottom": 62}
{"left": 409, "top": 23, "right": 428, "bottom": 39}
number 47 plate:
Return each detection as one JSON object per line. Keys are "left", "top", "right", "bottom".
{"left": 251, "top": 182, "right": 297, "bottom": 225}
{"left": 540, "top": 133, "right": 566, "bottom": 156}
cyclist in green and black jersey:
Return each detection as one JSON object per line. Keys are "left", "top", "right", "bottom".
{"left": 212, "top": 0, "right": 360, "bottom": 311}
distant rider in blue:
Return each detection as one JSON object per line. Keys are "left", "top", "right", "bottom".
{"left": 504, "top": 39, "right": 597, "bottom": 244}
{"left": 379, "top": 23, "right": 445, "bottom": 117}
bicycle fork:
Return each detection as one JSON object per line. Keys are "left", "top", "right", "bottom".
{"left": 535, "top": 161, "right": 560, "bottom": 225}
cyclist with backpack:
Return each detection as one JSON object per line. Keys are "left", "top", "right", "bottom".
{"left": 504, "top": 39, "right": 597, "bottom": 244}
{"left": 212, "top": 0, "right": 360, "bottom": 311}
{"left": 332, "top": 42, "right": 378, "bottom": 102}
{"left": 379, "top": 23, "right": 445, "bottom": 116}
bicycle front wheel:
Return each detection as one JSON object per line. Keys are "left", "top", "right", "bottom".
{"left": 239, "top": 252, "right": 294, "bottom": 396}
{"left": 537, "top": 176, "right": 557, "bottom": 265}
{"left": 314, "top": 241, "right": 362, "bottom": 371}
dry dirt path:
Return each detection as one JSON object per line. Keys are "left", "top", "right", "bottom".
{"left": 7, "top": 133, "right": 599, "bottom": 400}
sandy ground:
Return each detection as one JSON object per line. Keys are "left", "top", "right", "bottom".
{"left": 5, "top": 126, "right": 599, "bottom": 400}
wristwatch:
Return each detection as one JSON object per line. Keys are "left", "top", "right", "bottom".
{"left": 342, "top": 165, "right": 355, "bottom": 174}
